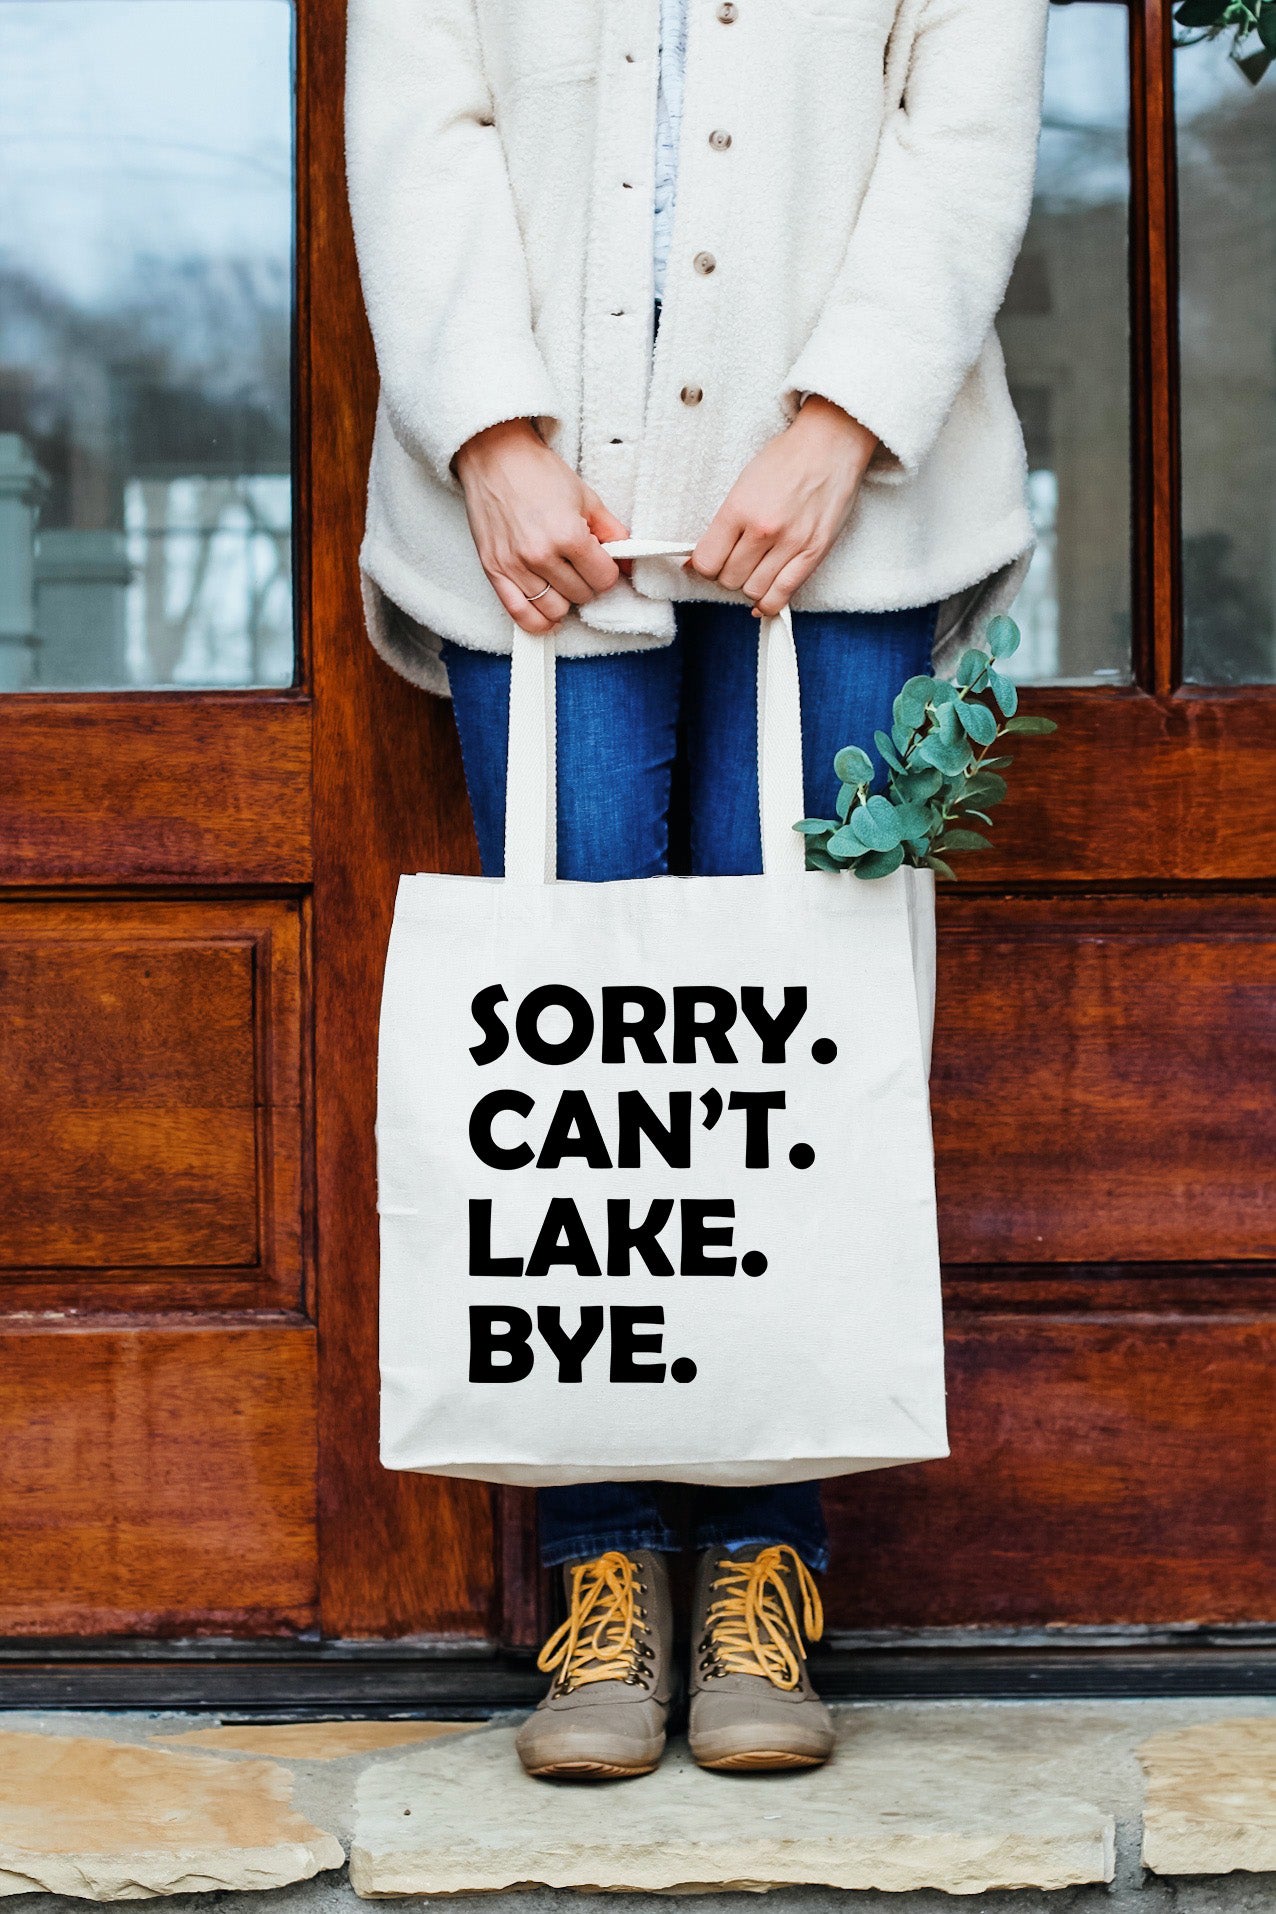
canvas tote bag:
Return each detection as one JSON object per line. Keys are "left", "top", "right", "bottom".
{"left": 377, "top": 541, "right": 948, "bottom": 1486}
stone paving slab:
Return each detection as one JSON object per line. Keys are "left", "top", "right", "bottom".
{"left": 350, "top": 1712, "right": 1118, "bottom": 1897}
{"left": 152, "top": 1723, "right": 473, "bottom": 1763}
{"left": 0, "top": 1730, "right": 343, "bottom": 1901}
{"left": 4, "top": 1699, "right": 1276, "bottom": 1906}
{"left": 1140, "top": 1718, "right": 1276, "bottom": 1877}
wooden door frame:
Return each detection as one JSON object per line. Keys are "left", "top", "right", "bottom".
{"left": 302, "top": 0, "right": 503, "bottom": 1645}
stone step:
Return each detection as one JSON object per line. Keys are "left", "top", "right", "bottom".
{"left": 0, "top": 1701, "right": 1270, "bottom": 1908}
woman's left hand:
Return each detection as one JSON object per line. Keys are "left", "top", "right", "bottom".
{"left": 688, "top": 396, "right": 879, "bottom": 617}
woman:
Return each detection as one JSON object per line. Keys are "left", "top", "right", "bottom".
{"left": 347, "top": 0, "right": 1047, "bottom": 1780}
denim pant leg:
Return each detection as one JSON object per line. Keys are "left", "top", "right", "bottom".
{"left": 677, "top": 597, "right": 940, "bottom": 1572}
{"left": 678, "top": 598, "right": 940, "bottom": 874}
{"left": 440, "top": 636, "right": 685, "bottom": 1567}
{"left": 694, "top": 1481, "right": 830, "bottom": 1571}
{"left": 537, "top": 1480, "right": 681, "bottom": 1568}
{"left": 440, "top": 636, "right": 681, "bottom": 881}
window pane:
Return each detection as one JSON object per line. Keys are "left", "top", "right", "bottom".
{"left": 0, "top": 0, "right": 293, "bottom": 690}
{"left": 1001, "top": 0, "right": 1132, "bottom": 684}
{"left": 1176, "top": 39, "right": 1276, "bottom": 684}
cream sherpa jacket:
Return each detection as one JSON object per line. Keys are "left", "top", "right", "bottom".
{"left": 345, "top": 0, "right": 1048, "bottom": 696}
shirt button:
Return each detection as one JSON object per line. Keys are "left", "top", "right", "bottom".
{"left": 709, "top": 129, "right": 733, "bottom": 151}
{"left": 717, "top": 2, "right": 738, "bottom": 19}
{"left": 680, "top": 384, "right": 704, "bottom": 406}
{"left": 693, "top": 251, "right": 717, "bottom": 275}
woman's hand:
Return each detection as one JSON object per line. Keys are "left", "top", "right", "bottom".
{"left": 454, "top": 419, "right": 627, "bottom": 635}
{"left": 688, "top": 397, "right": 878, "bottom": 617}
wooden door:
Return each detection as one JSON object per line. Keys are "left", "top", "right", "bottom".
{"left": 0, "top": 0, "right": 490, "bottom": 1647}
{"left": 2, "top": 0, "right": 1271, "bottom": 1663}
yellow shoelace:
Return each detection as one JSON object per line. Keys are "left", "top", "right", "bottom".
{"left": 537, "top": 1550, "right": 652, "bottom": 1694}
{"left": 701, "top": 1545, "right": 824, "bottom": 1691}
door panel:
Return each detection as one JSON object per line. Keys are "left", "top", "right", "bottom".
{"left": 955, "top": 690, "right": 1276, "bottom": 884}
{"left": 0, "top": 697, "right": 311, "bottom": 886}
{"left": 933, "top": 897, "right": 1276, "bottom": 1265}
{"left": 0, "top": 898, "right": 303, "bottom": 1310}
{"left": 824, "top": 1315, "right": 1276, "bottom": 1629}
{"left": 0, "top": 1323, "right": 316, "bottom": 1635}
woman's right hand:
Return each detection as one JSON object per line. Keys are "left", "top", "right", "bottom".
{"left": 454, "top": 419, "right": 627, "bottom": 635}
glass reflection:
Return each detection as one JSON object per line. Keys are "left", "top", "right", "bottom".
{"left": 0, "top": 0, "right": 293, "bottom": 690}
{"left": 1001, "top": 0, "right": 1132, "bottom": 684}
{"left": 1177, "top": 40, "right": 1276, "bottom": 684}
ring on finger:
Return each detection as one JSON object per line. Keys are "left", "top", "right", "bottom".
{"left": 525, "top": 580, "right": 553, "bottom": 603}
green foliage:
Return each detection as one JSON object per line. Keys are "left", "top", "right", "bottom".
{"left": 794, "top": 615, "right": 1058, "bottom": 882}
{"left": 1173, "top": 0, "right": 1275, "bottom": 80}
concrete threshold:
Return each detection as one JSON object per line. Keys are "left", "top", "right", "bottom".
{"left": 0, "top": 1700, "right": 1271, "bottom": 1909}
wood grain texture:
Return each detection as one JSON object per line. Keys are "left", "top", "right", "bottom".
{"left": 0, "top": 696, "right": 311, "bottom": 886}
{"left": 303, "top": 0, "right": 493, "bottom": 1639}
{"left": 948, "top": 688, "right": 1276, "bottom": 883}
{"left": 823, "top": 1313, "right": 1276, "bottom": 1629}
{"left": 933, "top": 895, "right": 1276, "bottom": 1265}
{"left": 0, "top": 1321, "right": 317, "bottom": 1636}
{"left": 0, "top": 898, "right": 303, "bottom": 1310}
{"left": 496, "top": 1487, "right": 551, "bottom": 1652}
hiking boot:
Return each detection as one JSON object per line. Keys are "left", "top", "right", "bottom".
{"left": 515, "top": 1548, "right": 673, "bottom": 1779}
{"left": 688, "top": 1542, "right": 835, "bottom": 1772}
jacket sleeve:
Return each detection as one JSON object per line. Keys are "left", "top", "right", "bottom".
{"left": 344, "top": 0, "right": 562, "bottom": 485}
{"left": 784, "top": 0, "right": 1048, "bottom": 479}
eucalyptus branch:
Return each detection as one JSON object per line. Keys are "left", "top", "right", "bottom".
{"left": 794, "top": 615, "right": 1057, "bottom": 881}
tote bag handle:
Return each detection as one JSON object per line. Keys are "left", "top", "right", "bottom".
{"left": 504, "top": 540, "right": 807, "bottom": 885}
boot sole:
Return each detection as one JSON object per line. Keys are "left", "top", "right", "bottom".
{"left": 523, "top": 1757, "right": 659, "bottom": 1780}
{"left": 695, "top": 1749, "right": 829, "bottom": 1773}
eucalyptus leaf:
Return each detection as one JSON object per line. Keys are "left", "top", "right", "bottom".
{"left": 853, "top": 845, "right": 905, "bottom": 880}
{"left": 926, "top": 677, "right": 955, "bottom": 706}
{"left": 827, "top": 824, "right": 864, "bottom": 859}
{"left": 795, "top": 818, "right": 836, "bottom": 834}
{"left": 936, "top": 829, "right": 991, "bottom": 854}
{"left": 805, "top": 846, "right": 842, "bottom": 872}
{"left": 957, "top": 649, "right": 990, "bottom": 687}
{"left": 986, "top": 615, "right": 1021, "bottom": 659}
{"left": 963, "top": 770, "right": 1009, "bottom": 807}
{"left": 889, "top": 801, "right": 932, "bottom": 840}
{"left": 836, "top": 783, "right": 855, "bottom": 820}
{"left": 925, "top": 853, "right": 958, "bottom": 882}
{"left": 896, "top": 765, "right": 944, "bottom": 802}
{"left": 989, "top": 669, "right": 1019, "bottom": 717}
{"left": 895, "top": 675, "right": 935, "bottom": 728}
{"left": 849, "top": 794, "right": 905, "bottom": 851}
{"left": 1001, "top": 713, "right": 1057, "bottom": 735}
{"left": 874, "top": 729, "right": 906, "bottom": 773}
{"left": 956, "top": 699, "right": 999, "bottom": 744}
{"left": 833, "top": 744, "right": 875, "bottom": 786}
{"left": 915, "top": 732, "right": 973, "bottom": 777}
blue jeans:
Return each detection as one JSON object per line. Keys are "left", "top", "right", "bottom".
{"left": 441, "top": 597, "right": 937, "bottom": 1569}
